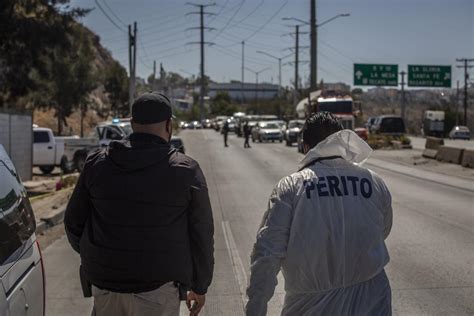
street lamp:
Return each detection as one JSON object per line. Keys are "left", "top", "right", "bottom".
{"left": 245, "top": 67, "right": 271, "bottom": 113}
{"left": 283, "top": 13, "right": 350, "bottom": 89}
{"left": 256, "top": 51, "right": 293, "bottom": 96}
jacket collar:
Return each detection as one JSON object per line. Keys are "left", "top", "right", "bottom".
{"left": 299, "top": 130, "right": 372, "bottom": 170}
{"left": 129, "top": 132, "right": 169, "bottom": 146}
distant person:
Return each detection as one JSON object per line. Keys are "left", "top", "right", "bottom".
{"left": 243, "top": 121, "right": 251, "bottom": 148}
{"left": 65, "top": 92, "right": 214, "bottom": 316}
{"left": 223, "top": 120, "right": 230, "bottom": 147}
{"left": 246, "top": 112, "right": 393, "bottom": 316}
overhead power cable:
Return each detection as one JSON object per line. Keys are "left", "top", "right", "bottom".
{"left": 207, "top": 0, "right": 230, "bottom": 25}
{"left": 102, "top": 0, "right": 127, "bottom": 27}
{"left": 94, "top": 0, "right": 126, "bottom": 33}
{"left": 221, "top": 0, "right": 288, "bottom": 48}
{"left": 235, "top": 0, "right": 264, "bottom": 24}
{"left": 211, "top": 0, "right": 246, "bottom": 41}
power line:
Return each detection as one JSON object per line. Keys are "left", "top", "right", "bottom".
{"left": 211, "top": 0, "right": 246, "bottom": 41}
{"left": 207, "top": 0, "right": 230, "bottom": 25}
{"left": 219, "top": 0, "right": 289, "bottom": 48}
{"left": 94, "top": 0, "right": 126, "bottom": 33}
{"left": 235, "top": 0, "right": 264, "bottom": 24}
{"left": 241, "top": 0, "right": 288, "bottom": 42}
{"left": 102, "top": 0, "right": 127, "bottom": 27}
{"left": 214, "top": 45, "right": 273, "bottom": 67}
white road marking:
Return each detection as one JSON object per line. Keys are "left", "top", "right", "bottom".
{"left": 222, "top": 220, "right": 248, "bottom": 309}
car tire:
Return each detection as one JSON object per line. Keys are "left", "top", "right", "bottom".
{"left": 39, "top": 165, "right": 54, "bottom": 175}
{"left": 279, "top": 138, "right": 283, "bottom": 143}
{"left": 286, "top": 140, "right": 291, "bottom": 146}
{"left": 74, "top": 151, "right": 87, "bottom": 173}
{"left": 60, "top": 157, "right": 74, "bottom": 174}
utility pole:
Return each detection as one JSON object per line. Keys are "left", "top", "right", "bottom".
{"left": 128, "top": 22, "right": 137, "bottom": 114}
{"left": 456, "top": 58, "right": 474, "bottom": 125}
{"left": 256, "top": 51, "right": 293, "bottom": 98}
{"left": 186, "top": 3, "right": 216, "bottom": 122}
{"left": 295, "top": 25, "right": 300, "bottom": 95}
{"left": 152, "top": 60, "right": 156, "bottom": 91}
{"left": 400, "top": 71, "right": 406, "bottom": 121}
{"left": 245, "top": 67, "right": 271, "bottom": 114}
{"left": 310, "top": 0, "right": 317, "bottom": 90}
{"left": 456, "top": 80, "right": 460, "bottom": 125}
{"left": 241, "top": 41, "right": 245, "bottom": 105}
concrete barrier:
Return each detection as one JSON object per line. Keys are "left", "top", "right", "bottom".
{"left": 436, "top": 146, "right": 464, "bottom": 164}
{"left": 422, "top": 149, "right": 438, "bottom": 159}
{"left": 461, "top": 149, "right": 474, "bottom": 168}
{"left": 425, "top": 137, "right": 444, "bottom": 150}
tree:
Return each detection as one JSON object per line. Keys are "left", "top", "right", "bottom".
{"left": 72, "top": 28, "right": 98, "bottom": 137}
{"left": 210, "top": 91, "right": 237, "bottom": 116}
{"left": 0, "top": 0, "right": 90, "bottom": 109}
{"left": 104, "top": 62, "right": 129, "bottom": 118}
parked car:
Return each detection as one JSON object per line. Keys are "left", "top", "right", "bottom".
{"left": 252, "top": 121, "right": 283, "bottom": 143}
{"left": 354, "top": 127, "right": 368, "bottom": 141}
{"left": 192, "top": 121, "right": 203, "bottom": 129}
{"left": 34, "top": 119, "right": 133, "bottom": 174}
{"left": 170, "top": 136, "right": 185, "bottom": 153}
{"left": 0, "top": 145, "right": 45, "bottom": 316}
{"left": 33, "top": 127, "right": 95, "bottom": 174}
{"left": 371, "top": 115, "right": 406, "bottom": 136}
{"left": 284, "top": 120, "right": 305, "bottom": 146}
{"left": 448, "top": 126, "right": 471, "bottom": 140}
{"left": 365, "top": 117, "right": 377, "bottom": 132}
{"left": 214, "top": 116, "right": 229, "bottom": 131}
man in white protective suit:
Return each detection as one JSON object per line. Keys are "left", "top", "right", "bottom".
{"left": 246, "top": 112, "right": 393, "bottom": 316}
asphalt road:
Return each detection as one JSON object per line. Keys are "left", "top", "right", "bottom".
{"left": 43, "top": 129, "right": 474, "bottom": 315}
{"left": 410, "top": 136, "right": 474, "bottom": 150}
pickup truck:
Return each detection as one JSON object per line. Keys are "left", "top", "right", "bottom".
{"left": 34, "top": 118, "right": 184, "bottom": 174}
{"left": 33, "top": 120, "right": 132, "bottom": 174}
{"left": 33, "top": 127, "right": 97, "bottom": 174}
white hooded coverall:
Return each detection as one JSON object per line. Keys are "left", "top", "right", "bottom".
{"left": 246, "top": 130, "right": 393, "bottom": 316}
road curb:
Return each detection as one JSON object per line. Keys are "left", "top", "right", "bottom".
{"left": 36, "top": 205, "right": 67, "bottom": 234}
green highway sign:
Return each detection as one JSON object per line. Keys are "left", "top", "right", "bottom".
{"left": 354, "top": 64, "right": 398, "bottom": 86}
{"left": 408, "top": 65, "right": 451, "bottom": 88}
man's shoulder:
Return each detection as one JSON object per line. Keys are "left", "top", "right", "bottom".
{"left": 169, "top": 150, "right": 200, "bottom": 170}
{"left": 84, "top": 148, "right": 107, "bottom": 168}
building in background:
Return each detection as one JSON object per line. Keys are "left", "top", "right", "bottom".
{"left": 207, "top": 82, "right": 279, "bottom": 102}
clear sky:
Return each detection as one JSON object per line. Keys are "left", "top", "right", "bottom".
{"left": 71, "top": 0, "right": 473, "bottom": 89}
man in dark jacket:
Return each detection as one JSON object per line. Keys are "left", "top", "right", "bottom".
{"left": 65, "top": 92, "right": 214, "bottom": 316}
{"left": 222, "top": 120, "right": 230, "bottom": 147}
{"left": 243, "top": 121, "right": 251, "bottom": 148}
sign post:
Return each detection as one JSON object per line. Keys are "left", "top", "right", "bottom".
{"left": 354, "top": 64, "right": 398, "bottom": 86}
{"left": 408, "top": 65, "right": 451, "bottom": 88}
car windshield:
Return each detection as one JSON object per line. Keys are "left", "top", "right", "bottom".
{"left": 381, "top": 117, "right": 405, "bottom": 133}
{"left": 289, "top": 122, "right": 303, "bottom": 128}
{"left": 318, "top": 101, "right": 353, "bottom": 113}
{"left": 262, "top": 123, "right": 279, "bottom": 129}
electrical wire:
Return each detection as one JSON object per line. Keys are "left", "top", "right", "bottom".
{"left": 235, "top": 0, "right": 264, "bottom": 24}
{"left": 240, "top": 0, "right": 288, "bottom": 43}
{"left": 94, "top": 0, "right": 127, "bottom": 33}
{"left": 102, "top": 0, "right": 128, "bottom": 27}
{"left": 211, "top": 0, "right": 246, "bottom": 41}
{"left": 207, "top": 0, "right": 230, "bottom": 25}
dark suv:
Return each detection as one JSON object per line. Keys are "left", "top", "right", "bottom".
{"left": 0, "top": 145, "right": 45, "bottom": 316}
{"left": 372, "top": 115, "right": 406, "bottom": 136}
